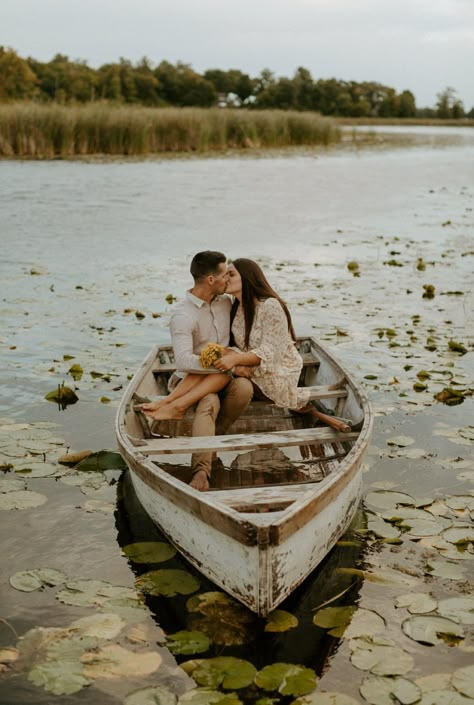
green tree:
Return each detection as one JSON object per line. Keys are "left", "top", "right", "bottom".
{"left": 436, "top": 86, "right": 463, "bottom": 119}
{"left": 398, "top": 90, "right": 416, "bottom": 117}
{"left": 0, "top": 46, "right": 38, "bottom": 101}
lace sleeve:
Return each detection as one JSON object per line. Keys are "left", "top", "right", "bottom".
{"left": 249, "top": 298, "right": 290, "bottom": 373}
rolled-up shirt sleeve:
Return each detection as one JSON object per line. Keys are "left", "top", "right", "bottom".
{"left": 249, "top": 298, "right": 290, "bottom": 374}
{"left": 171, "top": 311, "right": 215, "bottom": 374}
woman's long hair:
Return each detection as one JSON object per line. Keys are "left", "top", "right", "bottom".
{"left": 230, "top": 258, "right": 296, "bottom": 349}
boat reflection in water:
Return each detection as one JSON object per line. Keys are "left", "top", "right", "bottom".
{"left": 116, "top": 469, "right": 366, "bottom": 674}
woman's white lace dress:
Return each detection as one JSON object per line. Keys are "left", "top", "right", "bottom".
{"left": 232, "top": 297, "right": 310, "bottom": 409}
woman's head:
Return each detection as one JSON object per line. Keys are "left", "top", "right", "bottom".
{"left": 228, "top": 258, "right": 296, "bottom": 347}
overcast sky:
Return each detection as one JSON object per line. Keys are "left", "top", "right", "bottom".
{"left": 2, "top": 0, "right": 473, "bottom": 109}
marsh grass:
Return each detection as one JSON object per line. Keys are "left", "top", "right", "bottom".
{"left": 0, "top": 103, "right": 341, "bottom": 157}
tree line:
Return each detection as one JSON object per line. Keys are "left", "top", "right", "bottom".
{"left": 0, "top": 47, "right": 469, "bottom": 119}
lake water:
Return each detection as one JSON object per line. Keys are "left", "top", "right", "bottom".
{"left": 0, "top": 126, "right": 473, "bottom": 704}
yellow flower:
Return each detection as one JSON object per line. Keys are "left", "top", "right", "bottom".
{"left": 199, "top": 342, "right": 226, "bottom": 369}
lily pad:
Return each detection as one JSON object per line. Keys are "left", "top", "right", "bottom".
{"left": 255, "top": 663, "right": 317, "bottom": 696}
{"left": 292, "top": 694, "right": 360, "bottom": 705}
{"left": 82, "top": 499, "right": 115, "bottom": 514}
{"left": 125, "top": 685, "right": 177, "bottom": 705}
{"left": 265, "top": 610, "right": 299, "bottom": 632}
{"left": 0, "top": 490, "right": 47, "bottom": 510}
{"left": 70, "top": 612, "right": 125, "bottom": 639}
{"left": 442, "top": 526, "right": 474, "bottom": 545}
{"left": 136, "top": 569, "right": 199, "bottom": 597}
{"left": 167, "top": 630, "right": 211, "bottom": 655}
{"left": 0, "top": 477, "right": 26, "bottom": 492}
{"left": 437, "top": 597, "right": 474, "bottom": 625}
{"left": 186, "top": 592, "right": 255, "bottom": 646}
{"left": 425, "top": 559, "right": 465, "bottom": 580}
{"left": 14, "top": 461, "right": 59, "bottom": 477}
{"left": 313, "top": 606, "right": 357, "bottom": 637}
{"left": 28, "top": 659, "right": 92, "bottom": 695}
{"left": 359, "top": 675, "right": 421, "bottom": 705}
{"left": 452, "top": 665, "right": 474, "bottom": 698}
{"left": 349, "top": 636, "right": 414, "bottom": 675}
{"left": 178, "top": 690, "right": 242, "bottom": 705}
{"left": 344, "top": 608, "right": 386, "bottom": 639}
{"left": 193, "top": 657, "right": 257, "bottom": 689}
{"left": 81, "top": 644, "right": 162, "bottom": 679}
{"left": 56, "top": 579, "right": 137, "bottom": 607}
{"left": 365, "top": 491, "right": 415, "bottom": 511}
{"left": 44, "top": 384, "right": 79, "bottom": 407}
{"left": 402, "top": 615, "right": 464, "bottom": 645}
{"left": 386, "top": 436, "right": 415, "bottom": 448}
{"left": 10, "top": 567, "right": 67, "bottom": 592}
{"left": 74, "top": 450, "right": 127, "bottom": 472}
{"left": 123, "top": 542, "right": 177, "bottom": 564}
{"left": 394, "top": 593, "right": 437, "bottom": 614}
{"left": 367, "top": 514, "right": 401, "bottom": 540}
{"left": 57, "top": 449, "right": 93, "bottom": 466}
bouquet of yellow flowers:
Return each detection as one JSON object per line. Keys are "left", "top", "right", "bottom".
{"left": 199, "top": 342, "right": 234, "bottom": 377}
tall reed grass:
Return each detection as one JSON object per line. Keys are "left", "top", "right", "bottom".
{"left": 0, "top": 103, "right": 341, "bottom": 157}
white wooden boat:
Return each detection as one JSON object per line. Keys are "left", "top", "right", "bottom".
{"left": 115, "top": 337, "right": 373, "bottom": 616}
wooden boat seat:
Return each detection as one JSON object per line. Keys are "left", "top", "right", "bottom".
{"left": 130, "top": 425, "right": 359, "bottom": 455}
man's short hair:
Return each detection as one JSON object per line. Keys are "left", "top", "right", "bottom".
{"left": 190, "top": 251, "right": 226, "bottom": 281}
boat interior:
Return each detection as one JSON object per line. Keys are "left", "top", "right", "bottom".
{"left": 124, "top": 339, "right": 364, "bottom": 496}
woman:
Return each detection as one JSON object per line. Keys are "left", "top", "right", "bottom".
{"left": 142, "top": 258, "right": 310, "bottom": 421}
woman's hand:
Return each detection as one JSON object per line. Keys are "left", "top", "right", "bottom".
{"left": 214, "top": 351, "right": 241, "bottom": 372}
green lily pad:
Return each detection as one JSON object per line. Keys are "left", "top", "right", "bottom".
{"left": 28, "top": 659, "right": 92, "bottom": 695}
{"left": 292, "top": 693, "right": 360, "bottom": 704}
{"left": 359, "top": 675, "right": 421, "bottom": 705}
{"left": 70, "top": 612, "right": 125, "bottom": 639}
{"left": 0, "top": 490, "right": 47, "bottom": 510}
{"left": 124, "top": 686, "right": 177, "bottom": 705}
{"left": 313, "top": 606, "right": 357, "bottom": 637}
{"left": 437, "top": 597, "right": 474, "bottom": 625}
{"left": 365, "top": 491, "right": 415, "bottom": 511}
{"left": 186, "top": 592, "right": 256, "bottom": 646}
{"left": 74, "top": 450, "right": 127, "bottom": 472}
{"left": 123, "top": 542, "right": 177, "bottom": 564}
{"left": 265, "top": 610, "right": 298, "bottom": 632}
{"left": 14, "top": 461, "right": 59, "bottom": 477}
{"left": 425, "top": 559, "right": 465, "bottom": 580}
{"left": 386, "top": 436, "right": 415, "bottom": 447}
{"left": 10, "top": 567, "right": 67, "bottom": 592}
{"left": 344, "top": 608, "right": 386, "bottom": 638}
{"left": 81, "top": 644, "right": 162, "bottom": 679}
{"left": 452, "top": 665, "right": 474, "bottom": 698}
{"left": 367, "top": 514, "right": 401, "bottom": 540}
{"left": 167, "top": 630, "right": 211, "bottom": 655}
{"left": 255, "top": 663, "right": 317, "bottom": 696}
{"left": 193, "top": 657, "right": 257, "bottom": 689}
{"left": 56, "top": 579, "right": 137, "bottom": 607}
{"left": 402, "top": 615, "right": 464, "bottom": 645}
{"left": 0, "top": 477, "right": 26, "bottom": 492}
{"left": 136, "top": 569, "right": 199, "bottom": 597}
{"left": 68, "top": 364, "right": 84, "bottom": 381}
{"left": 45, "top": 384, "right": 79, "bottom": 407}
{"left": 442, "top": 526, "right": 474, "bottom": 545}
{"left": 178, "top": 690, "right": 242, "bottom": 705}
{"left": 349, "top": 636, "right": 414, "bottom": 675}
{"left": 394, "top": 593, "right": 437, "bottom": 614}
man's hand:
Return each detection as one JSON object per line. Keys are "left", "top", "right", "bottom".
{"left": 214, "top": 351, "right": 240, "bottom": 372}
{"left": 234, "top": 365, "right": 256, "bottom": 379}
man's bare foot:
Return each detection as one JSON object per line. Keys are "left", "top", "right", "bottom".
{"left": 189, "top": 470, "right": 209, "bottom": 491}
{"left": 143, "top": 402, "right": 186, "bottom": 421}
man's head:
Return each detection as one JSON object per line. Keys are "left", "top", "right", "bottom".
{"left": 190, "top": 251, "right": 228, "bottom": 296}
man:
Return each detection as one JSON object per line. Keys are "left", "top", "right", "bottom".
{"left": 146, "top": 251, "right": 253, "bottom": 491}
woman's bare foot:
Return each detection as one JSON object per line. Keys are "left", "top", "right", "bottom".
{"left": 141, "top": 399, "right": 167, "bottom": 413}
{"left": 143, "top": 401, "right": 186, "bottom": 421}
{"left": 189, "top": 470, "right": 209, "bottom": 491}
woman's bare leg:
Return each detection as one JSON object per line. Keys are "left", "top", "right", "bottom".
{"left": 143, "top": 373, "right": 230, "bottom": 421}
{"left": 141, "top": 374, "right": 206, "bottom": 413}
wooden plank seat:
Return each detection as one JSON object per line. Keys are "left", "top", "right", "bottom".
{"left": 130, "top": 426, "right": 359, "bottom": 455}
{"left": 135, "top": 384, "right": 347, "bottom": 409}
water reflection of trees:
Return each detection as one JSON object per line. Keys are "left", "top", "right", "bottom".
{"left": 115, "top": 470, "right": 366, "bottom": 675}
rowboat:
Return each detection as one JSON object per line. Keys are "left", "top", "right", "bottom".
{"left": 115, "top": 337, "right": 373, "bottom": 616}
